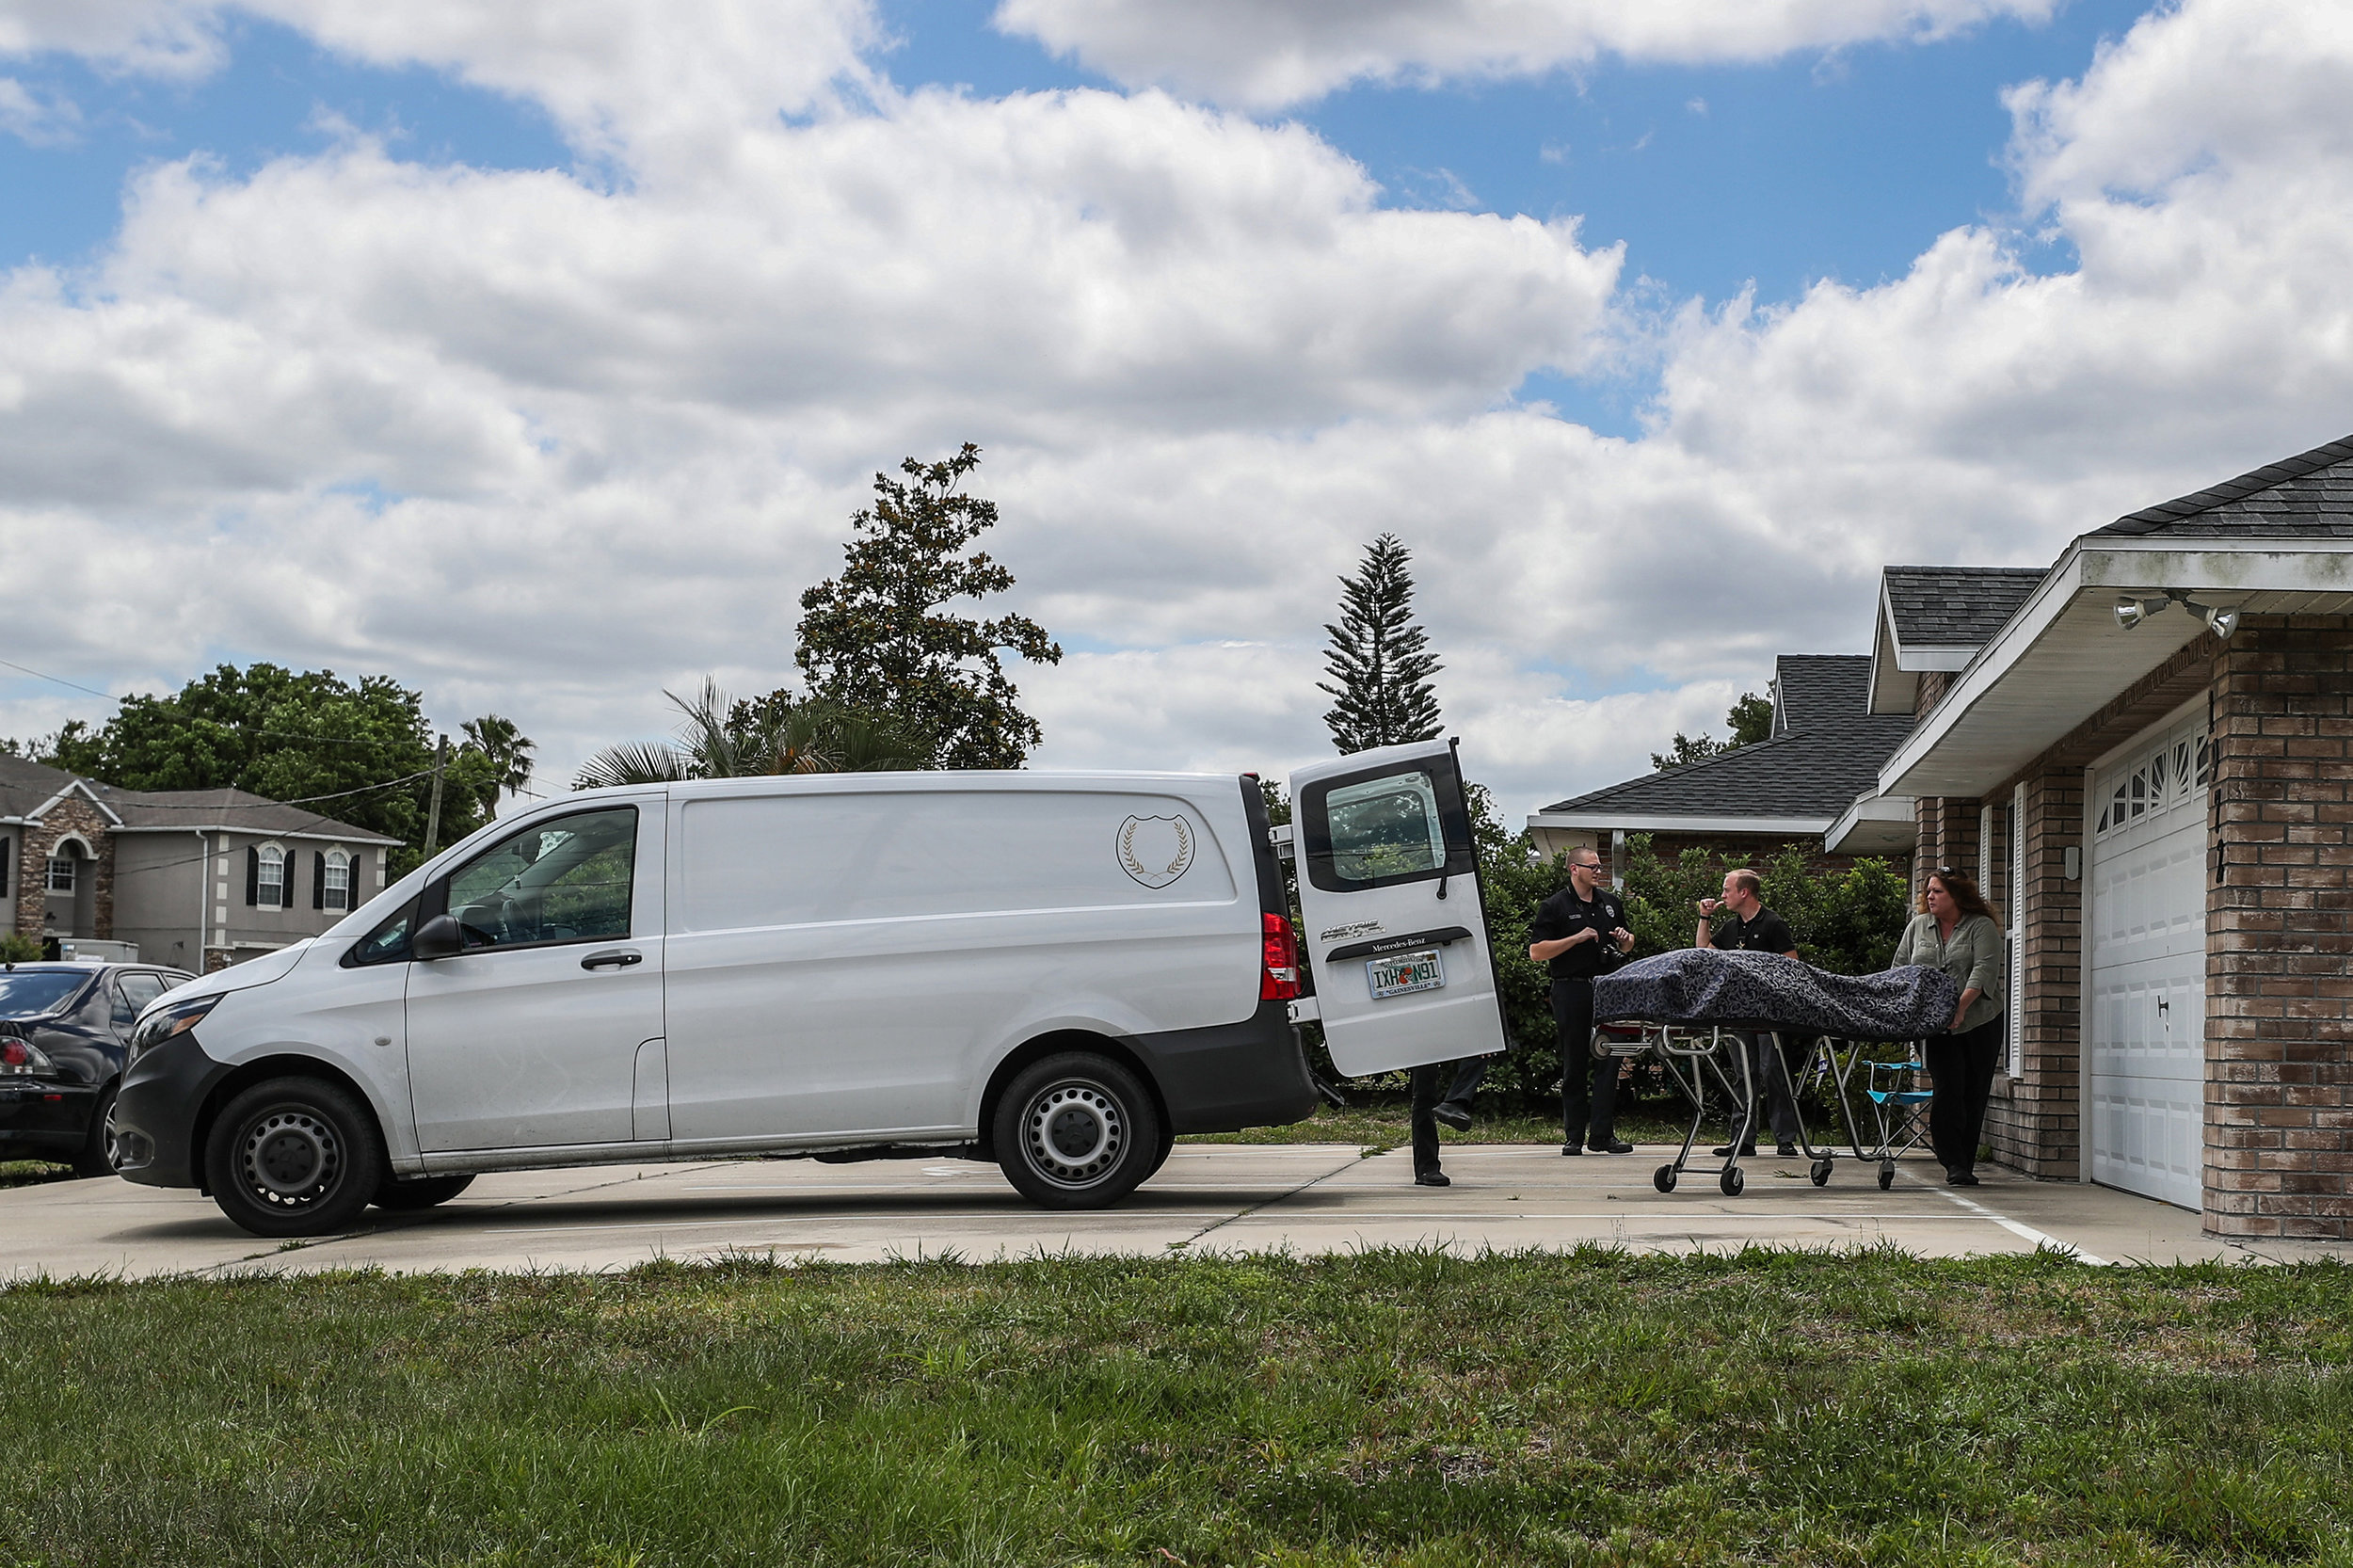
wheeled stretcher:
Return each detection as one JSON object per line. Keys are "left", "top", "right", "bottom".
{"left": 1589, "top": 950, "right": 1961, "bottom": 1197}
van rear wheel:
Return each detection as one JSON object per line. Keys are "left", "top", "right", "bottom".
{"left": 993, "top": 1053, "right": 1160, "bottom": 1210}
{"left": 203, "top": 1078, "right": 385, "bottom": 1239}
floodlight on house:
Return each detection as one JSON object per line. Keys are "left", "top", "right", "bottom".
{"left": 2112, "top": 590, "right": 2240, "bottom": 641}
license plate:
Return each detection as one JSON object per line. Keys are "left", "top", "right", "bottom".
{"left": 1367, "top": 948, "right": 1445, "bottom": 1000}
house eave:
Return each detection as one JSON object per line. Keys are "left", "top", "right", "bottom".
{"left": 1880, "top": 536, "right": 2353, "bottom": 799}
{"left": 1527, "top": 811, "right": 1835, "bottom": 837}
{"left": 1825, "top": 791, "right": 1917, "bottom": 856}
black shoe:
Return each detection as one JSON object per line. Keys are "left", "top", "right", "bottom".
{"left": 1947, "top": 1170, "right": 1980, "bottom": 1187}
{"left": 1416, "top": 1171, "right": 1451, "bottom": 1188}
{"left": 1560, "top": 1143, "right": 1584, "bottom": 1156}
{"left": 1712, "top": 1144, "right": 1757, "bottom": 1158}
{"left": 1588, "top": 1139, "right": 1634, "bottom": 1154}
{"left": 1432, "top": 1100, "right": 1473, "bottom": 1132}
{"left": 1776, "top": 1143, "right": 1799, "bottom": 1158}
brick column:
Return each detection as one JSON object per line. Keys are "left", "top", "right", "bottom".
{"left": 1988, "top": 766, "right": 2085, "bottom": 1178}
{"left": 2206, "top": 616, "right": 2353, "bottom": 1240}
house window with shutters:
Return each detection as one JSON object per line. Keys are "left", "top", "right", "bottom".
{"left": 319, "top": 850, "right": 352, "bottom": 912}
{"left": 254, "top": 844, "right": 288, "bottom": 909}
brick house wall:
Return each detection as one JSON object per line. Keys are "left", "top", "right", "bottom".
{"left": 2205, "top": 615, "right": 2353, "bottom": 1240}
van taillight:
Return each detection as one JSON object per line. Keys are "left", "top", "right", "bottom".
{"left": 1260, "top": 912, "right": 1301, "bottom": 1001}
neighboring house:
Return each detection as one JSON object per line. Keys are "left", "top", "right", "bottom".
{"left": 1850, "top": 429, "right": 2353, "bottom": 1240}
{"left": 1527, "top": 654, "right": 1919, "bottom": 879}
{"left": 0, "top": 755, "right": 400, "bottom": 972}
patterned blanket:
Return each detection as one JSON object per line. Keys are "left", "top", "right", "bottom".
{"left": 1592, "top": 949, "right": 1960, "bottom": 1041}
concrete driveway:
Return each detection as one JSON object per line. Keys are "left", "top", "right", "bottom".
{"left": 1, "top": 1144, "right": 2338, "bottom": 1280}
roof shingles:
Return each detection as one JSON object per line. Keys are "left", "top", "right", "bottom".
{"left": 1541, "top": 655, "right": 1913, "bottom": 824}
{"left": 1881, "top": 566, "right": 2048, "bottom": 648}
{"left": 0, "top": 754, "right": 394, "bottom": 842}
{"left": 2098, "top": 433, "right": 2353, "bottom": 537}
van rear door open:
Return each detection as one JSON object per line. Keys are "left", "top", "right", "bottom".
{"left": 1289, "top": 739, "right": 1509, "bottom": 1076}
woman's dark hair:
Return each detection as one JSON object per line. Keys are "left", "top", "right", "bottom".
{"left": 1921, "top": 865, "right": 2000, "bottom": 929}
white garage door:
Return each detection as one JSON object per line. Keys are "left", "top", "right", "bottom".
{"left": 2086, "top": 705, "right": 2211, "bottom": 1210}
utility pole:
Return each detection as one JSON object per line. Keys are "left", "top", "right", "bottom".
{"left": 422, "top": 734, "right": 449, "bottom": 858}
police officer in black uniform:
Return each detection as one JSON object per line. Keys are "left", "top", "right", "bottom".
{"left": 1529, "top": 845, "right": 1637, "bottom": 1155}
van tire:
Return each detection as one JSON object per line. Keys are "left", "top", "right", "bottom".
{"left": 203, "top": 1078, "right": 385, "bottom": 1239}
{"left": 374, "top": 1173, "right": 477, "bottom": 1211}
{"left": 993, "top": 1053, "right": 1160, "bottom": 1210}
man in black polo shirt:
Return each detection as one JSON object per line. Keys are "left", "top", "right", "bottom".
{"left": 1529, "top": 846, "right": 1637, "bottom": 1155}
{"left": 1696, "top": 866, "right": 1802, "bottom": 1157}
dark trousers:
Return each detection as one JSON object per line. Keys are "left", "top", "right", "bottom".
{"left": 1729, "top": 1032, "right": 1801, "bottom": 1151}
{"left": 1409, "top": 1057, "right": 1488, "bottom": 1176}
{"left": 1925, "top": 1016, "right": 2004, "bottom": 1176}
{"left": 1553, "top": 978, "right": 1618, "bottom": 1148}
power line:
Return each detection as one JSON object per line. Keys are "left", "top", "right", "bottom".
{"left": 0, "top": 657, "right": 119, "bottom": 703}
{"left": 111, "top": 767, "right": 441, "bottom": 810}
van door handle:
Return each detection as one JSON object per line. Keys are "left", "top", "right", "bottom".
{"left": 581, "top": 950, "right": 643, "bottom": 971}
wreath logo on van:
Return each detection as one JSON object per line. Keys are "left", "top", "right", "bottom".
{"left": 1116, "top": 815, "right": 1194, "bottom": 888}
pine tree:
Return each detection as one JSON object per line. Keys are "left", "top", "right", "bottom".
{"left": 1317, "top": 534, "right": 1444, "bottom": 754}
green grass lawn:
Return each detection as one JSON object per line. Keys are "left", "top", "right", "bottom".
{"left": 0, "top": 1160, "right": 72, "bottom": 1189}
{"left": 5, "top": 1250, "right": 2348, "bottom": 1565}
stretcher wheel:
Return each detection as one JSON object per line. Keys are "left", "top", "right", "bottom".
{"left": 1809, "top": 1158, "right": 1833, "bottom": 1187}
{"left": 1878, "top": 1161, "right": 1896, "bottom": 1192}
{"left": 1653, "top": 1164, "right": 1677, "bottom": 1194}
{"left": 1719, "top": 1166, "right": 1744, "bottom": 1197}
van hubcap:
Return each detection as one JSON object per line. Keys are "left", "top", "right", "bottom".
{"left": 239, "top": 1109, "right": 342, "bottom": 1207}
{"left": 1022, "top": 1082, "right": 1124, "bottom": 1188}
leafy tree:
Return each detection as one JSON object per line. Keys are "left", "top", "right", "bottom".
{"left": 575, "top": 680, "right": 927, "bottom": 788}
{"left": 24, "top": 664, "right": 506, "bottom": 874}
{"left": 1318, "top": 534, "right": 1443, "bottom": 754}
{"left": 1651, "top": 687, "right": 1774, "bottom": 771}
{"left": 794, "top": 444, "right": 1061, "bottom": 770}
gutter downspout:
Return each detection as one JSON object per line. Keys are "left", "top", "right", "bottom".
{"left": 193, "top": 830, "right": 210, "bottom": 971}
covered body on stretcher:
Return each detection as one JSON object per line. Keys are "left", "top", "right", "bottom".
{"left": 1588, "top": 949, "right": 1961, "bottom": 1195}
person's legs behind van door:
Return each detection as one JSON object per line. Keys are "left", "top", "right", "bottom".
{"left": 1410, "top": 1060, "right": 1458, "bottom": 1187}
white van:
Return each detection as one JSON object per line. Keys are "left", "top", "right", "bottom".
{"left": 116, "top": 741, "right": 1510, "bottom": 1236}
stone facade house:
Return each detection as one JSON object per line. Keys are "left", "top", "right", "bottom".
{"left": 1527, "top": 654, "right": 1918, "bottom": 880}
{"left": 1, "top": 754, "right": 400, "bottom": 971}
{"left": 1850, "top": 430, "right": 2353, "bottom": 1239}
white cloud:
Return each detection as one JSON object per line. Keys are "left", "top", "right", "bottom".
{"left": 0, "top": 74, "right": 77, "bottom": 143}
{"left": 0, "top": 0, "right": 222, "bottom": 77}
{"left": 5, "top": 0, "right": 2353, "bottom": 832}
{"left": 992, "top": 0, "right": 2060, "bottom": 110}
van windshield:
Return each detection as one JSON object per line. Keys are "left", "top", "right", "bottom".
{"left": 0, "top": 969, "right": 90, "bottom": 1019}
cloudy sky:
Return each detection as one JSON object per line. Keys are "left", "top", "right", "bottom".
{"left": 3, "top": 0, "right": 2350, "bottom": 823}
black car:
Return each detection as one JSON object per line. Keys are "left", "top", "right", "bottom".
{"left": 0, "top": 962, "right": 195, "bottom": 1175}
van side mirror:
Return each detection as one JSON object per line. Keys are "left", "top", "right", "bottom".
{"left": 412, "top": 914, "right": 465, "bottom": 961}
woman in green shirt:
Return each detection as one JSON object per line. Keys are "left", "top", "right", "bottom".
{"left": 1892, "top": 867, "right": 2006, "bottom": 1187}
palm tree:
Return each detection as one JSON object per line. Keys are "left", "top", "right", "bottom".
{"left": 461, "top": 714, "right": 537, "bottom": 814}
{"left": 573, "top": 680, "right": 928, "bottom": 789}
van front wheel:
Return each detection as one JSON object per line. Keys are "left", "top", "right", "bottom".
{"left": 993, "top": 1053, "right": 1160, "bottom": 1210}
{"left": 203, "top": 1078, "right": 385, "bottom": 1239}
